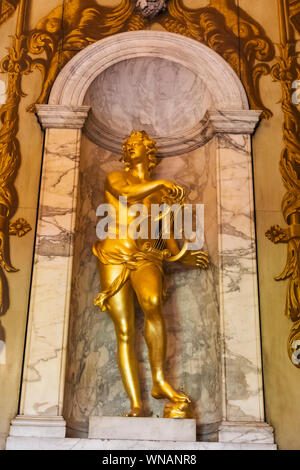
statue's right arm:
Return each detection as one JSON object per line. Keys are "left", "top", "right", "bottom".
{"left": 106, "top": 172, "right": 171, "bottom": 202}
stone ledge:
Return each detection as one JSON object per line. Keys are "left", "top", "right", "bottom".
{"left": 10, "top": 416, "right": 66, "bottom": 438}
{"left": 36, "top": 105, "right": 90, "bottom": 129}
{"left": 218, "top": 422, "right": 275, "bottom": 444}
{"left": 6, "top": 437, "right": 277, "bottom": 451}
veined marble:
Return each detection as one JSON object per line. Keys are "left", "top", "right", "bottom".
{"left": 50, "top": 32, "right": 248, "bottom": 110}
{"left": 84, "top": 57, "right": 211, "bottom": 137}
{"left": 20, "top": 127, "right": 83, "bottom": 417}
{"left": 6, "top": 437, "right": 277, "bottom": 450}
{"left": 216, "top": 134, "right": 264, "bottom": 421}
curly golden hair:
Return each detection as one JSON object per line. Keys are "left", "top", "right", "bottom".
{"left": 121, "top": 130, "right": 159, "bottom": 172}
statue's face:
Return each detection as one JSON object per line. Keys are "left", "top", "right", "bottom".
{"left": 125, "top": 137, "right": 148, "bottom": 165}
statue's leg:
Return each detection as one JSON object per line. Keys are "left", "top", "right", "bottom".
{"left": 98, "top": 263, "right": 142, "bottom": 416}
{"left": 130, "top": 264, "right": 190, "bottom": 404}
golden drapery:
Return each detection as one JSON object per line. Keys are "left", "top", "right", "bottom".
{"left": 93, "top": 240, "right": 167, "bottom": 312}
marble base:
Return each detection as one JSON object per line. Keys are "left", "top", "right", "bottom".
{"left": 6, "top": 437, "right": 277, "bottom": 450}
{"left": 6, "top": 417, "right": 277, "bottom": 450}
{"left": 89, "top": 417, "right": 196, "bottom": 442}
{"left": 9, "top": 416, "right": 66, "bottom": 438}
{"left": 218, "top": 422, "right": 275, "bottom": 444}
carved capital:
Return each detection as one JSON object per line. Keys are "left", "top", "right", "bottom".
{"left": 35, "top": 105, "right": 90, "bottom": 130}
{"left": 208, "top": 110, "right": 262, "bottom": 135}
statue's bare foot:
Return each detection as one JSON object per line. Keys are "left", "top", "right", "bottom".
{"left": 125, "top": 407, "right": 143, "bottom": 417}
{"left": 152, "top": 381, "right": 191, "bottom": 404}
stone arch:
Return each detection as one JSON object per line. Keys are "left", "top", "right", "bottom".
{"left": 49, "top": 30, "right": 249, "bottom": 110}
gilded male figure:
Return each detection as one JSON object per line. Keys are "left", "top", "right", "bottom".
{"left": 93, "top": 131, "right": 209, "bottom": 418}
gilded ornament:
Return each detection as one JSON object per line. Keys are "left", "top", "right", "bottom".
{"left": 266, "top": 0, "right": 300, "bottom": 368}
{"left": 9, "top": 218, "right": 32, "bottom": 237}
{"left": 0, "top": 0, "right": 19, "bottom": 26}
{"left": 0, "top": 0, "right": 32, "bottom": 314}
{"left": 158, "top": 0, "right": 275, "bottom": 118}
{"left": 23, "top": 0, "right": 274, "bottom": 118}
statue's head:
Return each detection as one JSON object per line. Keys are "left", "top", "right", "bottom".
{"left": 121, "top": 130, "right": 159, "bottom": 172}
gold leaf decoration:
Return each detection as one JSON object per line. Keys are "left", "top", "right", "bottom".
{"left": 0, "top": 0, "right": 19, "bottom": 26}
{"left": 9, "top": 218, "right": 32, "bottom": 237}
{"left": 289, "top": 0, "right": 300, "bottom": 34}
{"left": 159, "top": 0, "right": 275, "bottom": 119}
{"left": 26, "top": 0, "right": 274, "bottom": 119}
{"left": 28, "top": 0, "right": 136, "bottom": 109}
{"left": 266, "top": 0, "right": 300, "bottom": 368}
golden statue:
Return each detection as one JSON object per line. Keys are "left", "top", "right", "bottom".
{"left": 93, "top": 131, "right": 209, "bottom": 418}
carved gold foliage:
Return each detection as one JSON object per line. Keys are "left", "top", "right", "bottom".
{"left": 159, "top": 0, "right": 275, "bottom": 118}
{"left": 25, "top": 0, "right": 274, "bottom": 118}
{"left": 9, "top": 218, "right": 31, "bottom": 237}
{"left": 289, "top": 0, "right": 300, "bottom": 34}
{"left": 0, "top": 0, "right": 32, "bottom": 315}
{"left": 0, "top": 0, "right": 19, "bottom": 25}
{"left": 266, "top": 0, "right": 300, "bottom": 368}
{"left": 28, "top": 0, "right": 136, "bottom": 109}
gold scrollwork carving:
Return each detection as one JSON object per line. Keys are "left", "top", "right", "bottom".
{"left": 25, "top": 0, "right": 274, "bottom": 116}
{"left": 27, "top": 0, "right": 136, "bottom": 109}
{"left": 9, "top": 218, "right": 31, "bottom": 237}
{"left": 0, "top": 0, "right": 32, "bottom": 314}
{"left": 159, "top": 0, "right": 275, "bottom": 119}
{"left": 0, "top": 0, "right": 19, "bottom": 26}
{"left": 266, "top": 0, "right": 300, "bottom": 368}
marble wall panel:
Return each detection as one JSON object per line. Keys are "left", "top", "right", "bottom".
{"left": 84, "top": 57, "right": 211, "bottom": 137}
{"left": 216, "top": 134, "right": 264, "bottom": 422}
{"left": 63, "top": 135, "right": 222, "bottom": 439}
{"left": 20, "top": 128, "right": 82, "bottom": 417}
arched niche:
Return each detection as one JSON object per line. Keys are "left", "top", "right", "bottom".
{"left": 8, "top": 31, "right": 274, "bottom": 448}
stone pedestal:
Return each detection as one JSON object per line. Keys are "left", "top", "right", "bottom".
{"left": 89, "top": 417, "right": 196, "bottom": 442}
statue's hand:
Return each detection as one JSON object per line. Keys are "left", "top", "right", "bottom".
{"left": 162, "top": 181, "right": 185, "bottom": 203}
{"left": 181, "top": 250, "right": 210, "bottom": 269}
